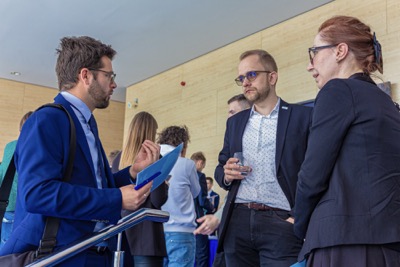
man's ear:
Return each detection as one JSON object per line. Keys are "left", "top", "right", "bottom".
{"left": 79, "top": 68, "right": 91, "bottom": 86}
{"left": 269, "top": 71, "right": 278, "bottom": 86}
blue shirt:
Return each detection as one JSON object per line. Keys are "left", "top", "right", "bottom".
{"left": 60, "top": 92, "right": 103, "bottom": 189}
{"left": 60, "top": 92, "right": 107, "bottom": 233}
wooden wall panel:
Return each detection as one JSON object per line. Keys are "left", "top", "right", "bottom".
{"left": 126, "top": 0, "right": 399, "bottom": 200}
{"left": 0, "top": 80, "right": 25, "bottom": 151}
{"left": 0, "top": 78, "right": 125, "bottom": 161}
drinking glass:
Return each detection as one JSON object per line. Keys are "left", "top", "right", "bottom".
{"left": 233, "top": 152, "right": 248, "bottom": 176}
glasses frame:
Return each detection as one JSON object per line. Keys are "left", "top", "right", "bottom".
{"left": 234, "top": 70, "right": 271, "bottom": 86}
{"left": 88, "top": 68, "right": 116, "bottom": 82}
{"left": 308, "top": 44, "right": 338, "bottom": 64}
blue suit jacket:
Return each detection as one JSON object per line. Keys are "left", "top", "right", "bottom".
{"left": 0, "top": 94, "right": 132, "bottom": 265}
{"left": 214, "top": 99, "right": 312, "bottom": 252}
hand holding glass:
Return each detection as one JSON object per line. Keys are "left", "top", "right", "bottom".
{"left": 233, "top": 152, "right": 251, "bottom": 176}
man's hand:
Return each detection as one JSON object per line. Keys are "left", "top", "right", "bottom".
{"left": 120, "top": 182, "right": 152, "bottom": 210}
{"left": 193, "top": 215, "right": 220, "bottom": 235}
{"left": 286, "top": 217, "right": 294, "bottom": 224}
{"left": 129, "top": 140, "right": 160, "bottom": 178}
{"left": 223, "top": 157, "right": 251, "bottom": 184}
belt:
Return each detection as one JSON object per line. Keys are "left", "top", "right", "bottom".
{"left": 88, "top": 246, "right": 109, "bottom": 255}
{"left": 238, "top": 202, "right": 284, "bottom": 211}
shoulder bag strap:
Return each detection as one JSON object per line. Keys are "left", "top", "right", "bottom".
{"left": 34, "top": 103, "right": 76, "bottom": 258}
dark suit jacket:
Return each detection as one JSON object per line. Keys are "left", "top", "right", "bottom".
{"left": 194, "top": 171, "right": 214, "bottom": 219}
{"left": 294, "top": 75, "right": 400, "bottom": 260}
{"left": 209, "top": 190, "right": 220, "bottom": 213}
{"left": 0, "top": 94, "right": 132, "bottom": 266}
{"left": 214, "top": 99, "right": 312, "bottom": 252}
{"left": 122, "top": 182, "right": 168, "bottom": 256}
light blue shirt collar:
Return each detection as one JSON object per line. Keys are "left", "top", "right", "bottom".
{"left": 60, "top": 91, "right": 92, "bottom": 122}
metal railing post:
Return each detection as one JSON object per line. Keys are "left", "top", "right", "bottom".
{"left": 112, "top": 233, "right": 124, "bottom": 267}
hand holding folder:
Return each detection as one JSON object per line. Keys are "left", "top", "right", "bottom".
{"left": 134, "top": 143, "right": 182, "bottom": 192}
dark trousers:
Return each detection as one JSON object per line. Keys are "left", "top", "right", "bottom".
{"left": 195, "top": 234, "right": 209, "bottom": 267}
{"left": 84, "top": 250, "right": 113, "bottom": 266}
{"left": 133, "top": 255, "right": 164, "bottom": 267}
{"left": 224, "top": 205, "right": 302, "bottom": 267}
{"left": 212, "top": 251, "right": 226, "bottom": 267}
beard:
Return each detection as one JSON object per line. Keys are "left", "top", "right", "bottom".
{"left": 88, "top": 80, "right": 110, "bottom": 109}
{"left": 245, "top": 84, "right": 270, "bottom": 104}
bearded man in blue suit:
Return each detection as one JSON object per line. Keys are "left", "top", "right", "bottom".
{"left": 0, "top": 36, "right": 159, "bottom": 266}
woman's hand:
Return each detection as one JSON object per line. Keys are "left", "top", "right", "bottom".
{"left": 129, "top": 140, "right": 160, "bottom": 178}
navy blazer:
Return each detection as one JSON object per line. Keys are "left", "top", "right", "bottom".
{"left": 195, "top": 171, "right": 214, "bottom": 219}
{"left": 0, "top": 94, "right": 132, "bottom": 266}
{"left": 209, "top": 190, "right": 220, "bottom": 213}
{"left": 214, "top": 99, "right": 312, "bottom": 252}
{"left": 294, "top": 76, "right": 400, "bottom": 260}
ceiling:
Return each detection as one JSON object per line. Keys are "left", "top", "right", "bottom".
{"left": 0, "top": 0, "right": 332, "bottom": 102}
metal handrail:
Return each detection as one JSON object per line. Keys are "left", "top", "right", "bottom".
{"left": 26, "top": 208, "right": 169, "bottom": 267}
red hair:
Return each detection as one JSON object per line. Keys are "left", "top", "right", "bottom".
{"left": 318, "top": 16, "right": 383, "bottom": 74}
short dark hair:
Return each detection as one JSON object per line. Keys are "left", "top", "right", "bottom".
{"left": 227, "top": 94, "right": 248, "bottom": 105}
{"left": 55, "top": 36, "right": 116, "bottom": 91}
{"left": 206, "top": 177, "right": 214, "bottom": 184}
{"left": 157, "top": 125, "right": 190, "bottom": 148}
{"left": 190, "top": 151, "right": 206, "bottom": 163}
{"left": 19, "top": 111, "right": 33, "bottom": 131}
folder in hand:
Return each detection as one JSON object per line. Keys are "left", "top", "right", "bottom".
{"left": 134, "top": 143, "right": 182, "bottom": 192}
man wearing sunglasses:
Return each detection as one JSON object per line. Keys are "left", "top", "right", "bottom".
{"left": 214, "top": 49, "right": 312, "bottom": 267}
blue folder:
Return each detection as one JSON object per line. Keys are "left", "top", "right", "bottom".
{"left": 134, "top": 143, "right": 182, "bottom": 192}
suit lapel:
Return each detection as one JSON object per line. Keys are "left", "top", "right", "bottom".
{"left": 275, "top": 100, "right": 291, "bottom": 172}
{"left": 234, "top": 109, "right": 251, "bottom": 153}
{"left": 54, "top": 94, "right": 97, "bottom": 181}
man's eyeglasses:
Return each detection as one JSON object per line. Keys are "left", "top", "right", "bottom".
{"left": 234, "top": 71, "right": 270, "bottom": 86}
{"left": 308, "top": 44, "right": 338, "bottom": 64}
{"left": 89, "top": 68, "right": 116, "bottom": 82}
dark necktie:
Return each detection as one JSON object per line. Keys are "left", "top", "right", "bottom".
{"left": 89, "top": 115, "right": 108, "bottom": 188}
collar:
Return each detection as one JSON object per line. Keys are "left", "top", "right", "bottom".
{"left": 348, "top": 72, "right": 376, "bottom": 85}
{"left": 60, "top": 91, "right": 92, "bottom": 122}
{"left": 250, "top": 97, "right": 281, "bottom": 117}
{"left": 160, "top": 144, "right": 176, "bottom": 156}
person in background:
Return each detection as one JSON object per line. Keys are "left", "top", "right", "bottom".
{"left": 294, "top": 15, "right": 400, "bottom": 267}
{"left": 206, "top": 177, "right": 220, "bottom": 214}
{"left": 0, "top": 111, "right": 33, "bottom": 249}
{"left": 0, "top": 36, "right": 158, "bottom": 266}
{"left": 227, "top": 93, "right": 251, "bottom": 118}
{"left": 190, "top": 151, "right": 214, "bottom": 267}
{"left": 215, "top": 49, "right": 312, "bottom": 267}
{"left": 195, "top": 93, "right": 252, "bottom": 267}
{"left": 120, "top": 111, "right": 168, "bottom": 267}
{"left": 159, "top": 125, "right": 201, "bottom": 267}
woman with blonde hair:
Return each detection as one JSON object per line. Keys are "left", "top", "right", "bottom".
{"left": 120, "top": 111, "right": 168, "bottom": 267}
